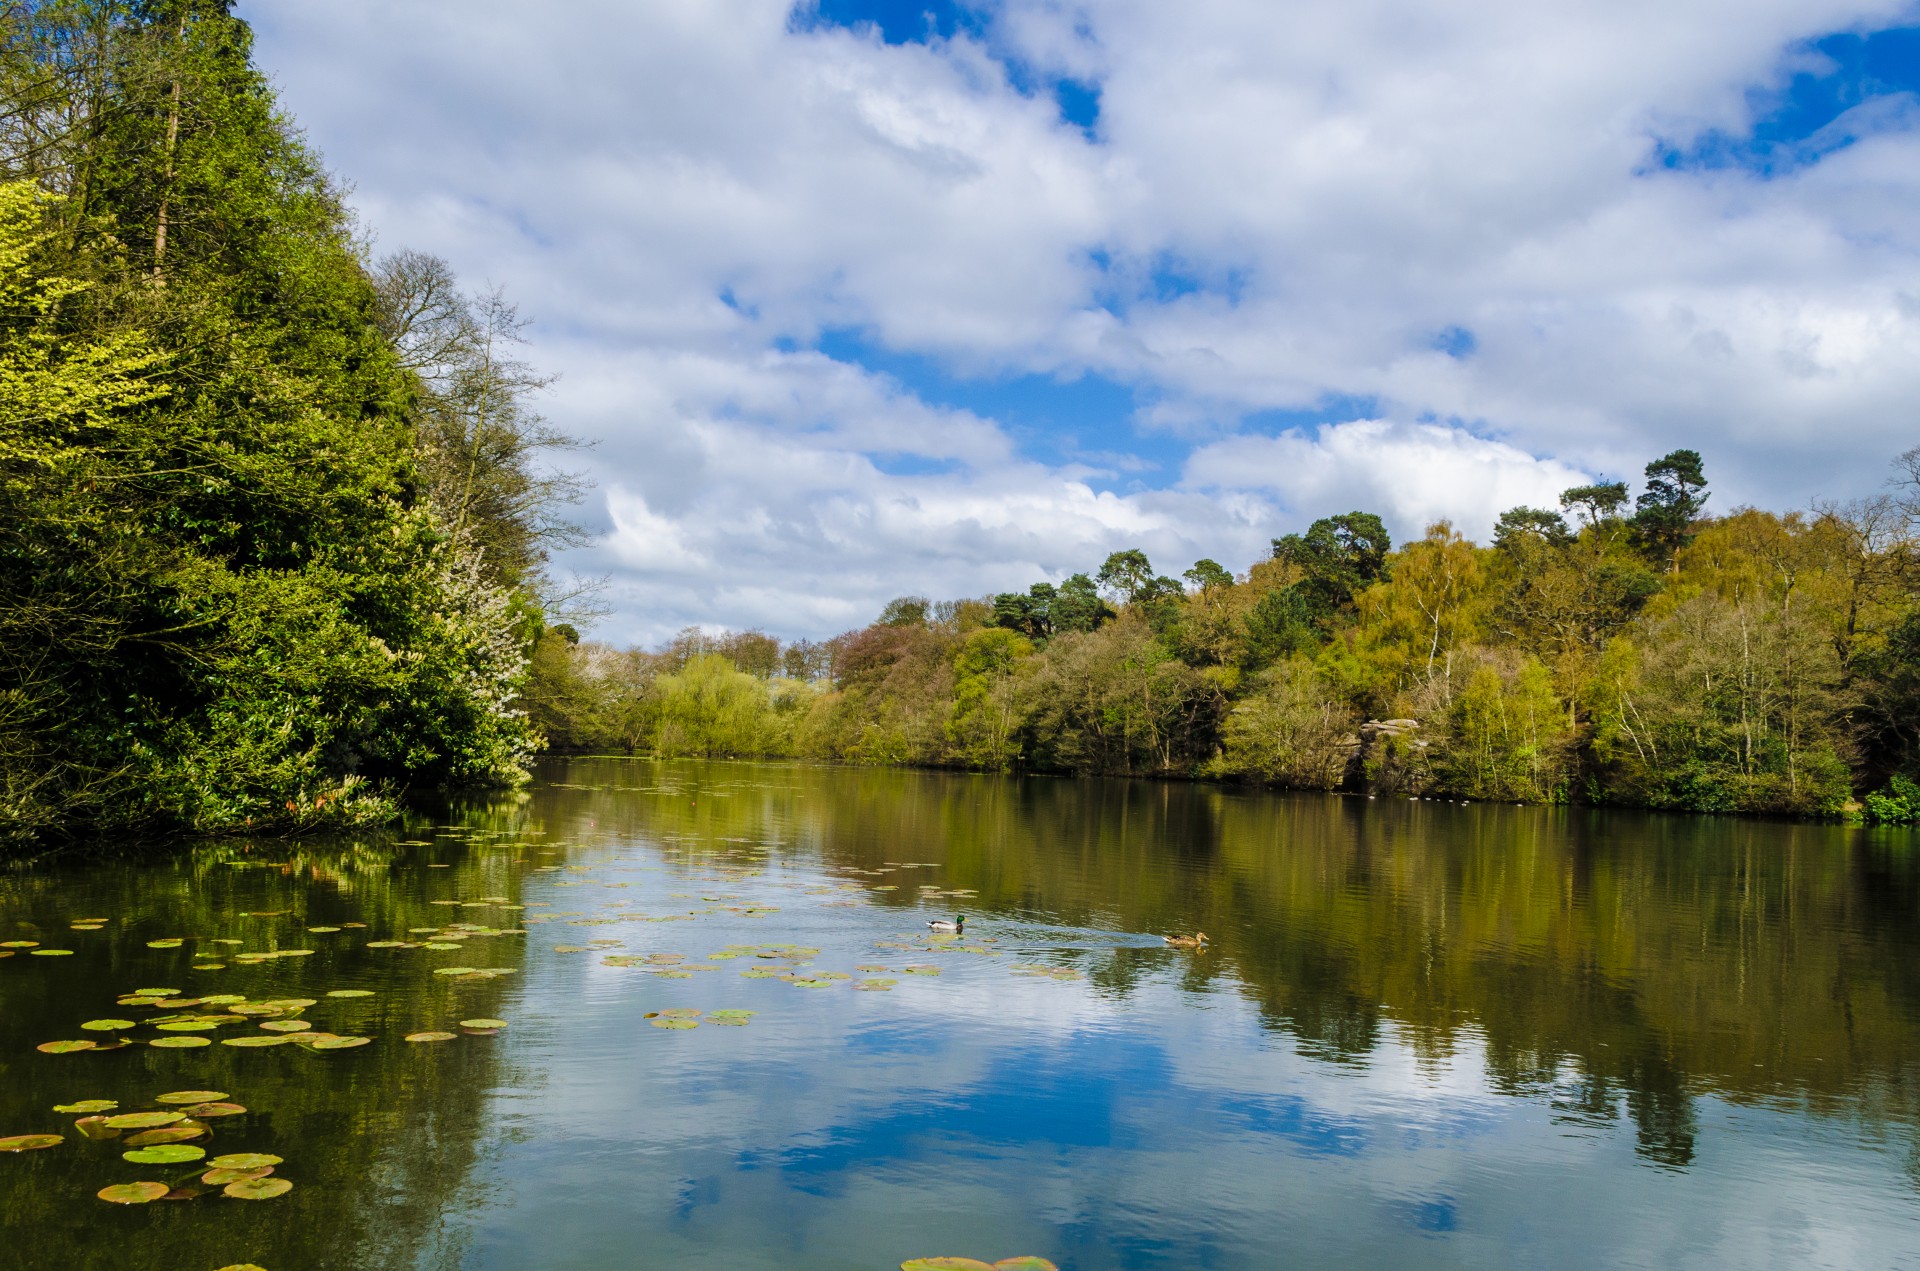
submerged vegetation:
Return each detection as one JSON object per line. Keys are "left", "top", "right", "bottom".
{"left": 0, "top": 2, "right": 580, "bottom": 846}
{"left": 530, "top": 450, "right": 1920, "bottom": 820}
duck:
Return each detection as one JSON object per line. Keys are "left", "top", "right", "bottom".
{"left": 927, "top": 915, "right": 965, "bottom": 934}
{"left": 1162, "top": 931, "right": 1209, "bottom": 949}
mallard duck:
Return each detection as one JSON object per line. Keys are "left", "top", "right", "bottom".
{"left": 1163, "top": 931, "right": 1209, "bottom": 949}
{"left": 928, "top": 915, "right": 965, "bottom": 933}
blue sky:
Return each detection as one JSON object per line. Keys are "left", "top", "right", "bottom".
{"left": 246, "top": 0, "right": 1920, "bottom": 642}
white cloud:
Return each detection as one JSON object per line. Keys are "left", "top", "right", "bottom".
{"left": 243, "top": 0, "right": 1920, "bottom": 640}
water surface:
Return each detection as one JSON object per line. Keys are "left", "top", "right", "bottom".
{"left": 2, "top": 758, "right": 1918, "bottom": 1270}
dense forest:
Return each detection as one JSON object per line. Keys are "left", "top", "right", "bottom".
{"left": 528, "top": 448, "right": 1920, "bottom": 823}
{"left": 0, "top": 1, "right": 578, "bottom": 845}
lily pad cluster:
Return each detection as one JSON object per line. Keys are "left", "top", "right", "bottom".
{"left": 2, "top": 1083, "right": 298, "bottom": 1206}
{"left": 36, "top": 987, "right": 374, "bottom": 1052}
{"left": 902, "top": 1257, "right": 1057, "bottom": 1269}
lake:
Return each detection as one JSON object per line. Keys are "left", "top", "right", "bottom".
{"left": 2, "top": 757, "right": 1918, "bottom": 1270}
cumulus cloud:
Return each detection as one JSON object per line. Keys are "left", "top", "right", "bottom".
{"left": 244, "top": 0, "right": 1920, "bottom": 641}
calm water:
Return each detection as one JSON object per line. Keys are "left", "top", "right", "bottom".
{"left": 3, "top": 757, "right": 1919, "bottom": 1270}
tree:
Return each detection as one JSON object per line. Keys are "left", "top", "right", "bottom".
{"left": 1184, "top": 558, "right": 1233, "bottom": 592}
{"left": 1560, "top": 481, "right": 1629, "bottom": 529}
{"left": 1271, "top": 512, "right": 1392, "bottom": 625}
{"left": 1633, "top": 450, "right": 1709, "bottom": 570}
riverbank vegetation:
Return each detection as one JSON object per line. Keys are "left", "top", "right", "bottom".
{"left": 530, "top": 449, "right": 1920, "bottom": 821}
{"left": 0, "top": 2, "right": 577, "bottom": 845}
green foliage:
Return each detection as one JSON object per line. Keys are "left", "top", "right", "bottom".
{"left": 1271, "top": 511, "right": 1392, "bottom": 626}
{"left": 0, "top": 5, "right": 557, "bottom": 845}
{"left": 1864, "top": 774, "right": 1920, "bottom": 826}
{"left": 1632, "top": 449, "right": 1709, "bottom": 567}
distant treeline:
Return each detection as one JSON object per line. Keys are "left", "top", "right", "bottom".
{"left": 529, "top": 448, "right": 1920, "bottom": 822}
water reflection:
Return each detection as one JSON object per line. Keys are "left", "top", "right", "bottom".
{"left": 2, "top": 757, "right": 1917, "bottom": 1270}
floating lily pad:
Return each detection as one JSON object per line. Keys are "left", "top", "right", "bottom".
{"left": 458, "top": 1019, "right": 507, "bottom": 1030}
{"left": 652, "top": 970, "right": 693, "bottom": 979}
{"left": 740, "top": 968, "right": 783, "bottom": 979}
{"left": 79, "top": 1019, "right": 135, "bottom": 1031}
{"left": 404, "top": 1031, "right": 458, "bottom": 1043}
{"left": 201, "top": 1166, "right": 272, "bottom": 1185}
{"left": 182, "top": 1103, "right": 247, "bottom": 1118}
{"left": 707, "top": 1011, "right": 755, "bottom": 1026}
{"left": 649, "top": 1018, "right": 698, "bottom": 1029}
{"left": 263, "top": 999, "right": 319, "bottom": 1010}
{"left": 223, "top": 1177, "right": 292, "bottom": 1200}
{"left": 900, "top": 1260, "right": 996, "bottom": 1270}
{"left": 213, "top": 1264, "right": 269, "bottom": 1271}
{"left": 104, "top": 1111, "right": 184, "bottom": 1130}
{"left": 791, "top": 978, "right": 837, "bottom": 988}
{"left": 326, "top": 990, "right": 375, "bottom": 998}
{"left": 30, "top": 948, "right": 73, "bottom": 956}
{"left": 904, "top": 966, "right": 942, "bottom": 976}
{"left": 989, "top": 1260, "right": 1056, "bottom": 1270}
{"left": 423, "top": 942, "right": 463, "bottom": 951}
{"left": 52, "top": 1100, "right": 116, "bottom": 1114}
{"left": 431, "top": 967, "right": 477, "bottom": 976}
{"left": 97, "top": 1181, "right": 169, "bottom": 1204}
{"left": 0, "top": 940, "right": 39, "bottom": 948}
{"left": 209, "top": 1153, "right": 283, "bottom": 1170}
{"left": 156, "top": 1090, "right": 229, "bottom": 1104}
{"left": 192, "top": 963, "right": 228, "bottom": 971}
{"left": 305, "top": 1035, "right": 370, "bottom": 1050}
{"left": 307, "top": 926, "right": 341, "bottom": 933}
{"left": 0, "top": 1134, "right": 62, "bottom": 1152}
{"left": 123, "top": 1143, "right": 205, "bottom": 1165}
{"left": 156, "top": 1020, "right": 221, "bottom": 1032}
{"left": 222, "top": 1035, "right": 290, "bottom": 1048}
{"left": 228, "top": 1005, "right": 284, "bottom": 1017}
{"left": 36, "top": 1040, "right": 96, "bottom": 1054}
{"left": 854, "top": 980, "right": 897, "bottom": 991}
{"left": 855, "top": 965, "right": 891, "bottom": 972}
{"left": 259, "top": 1020, "right": 311, "bottom": 1033}
{"left": 72, "top": 1117, "right": 119, "bottom": 1141}
{"left": 146, "top": 939, "right": 183, "bottom": 949}
{"left": 123, "top": 1127, "right": 208, "bottom": 1146}
{"left": 149, "top": 1036, "right": 212, "bottom": 1048}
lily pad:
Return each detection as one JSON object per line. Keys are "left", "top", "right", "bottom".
{"left": 740, "top": 968, "right": 783, "bottom": 979}
{"left": 326, "top": 989, "right": 375, "bottom": 998}
{"left": 104, "top": 1111, "right": 184, "bottom": 1130}
{"left": 123, "top": 1127, "right": 208, "bottom": 1146}
{"left": 0, "top": 1134, "right": 62, "bottom": 1152}
{"left": 0, "top": 940, "right": 39, "bottom": 948}
{"left": 156, "top": 1090, "right": 229, "bottom": 1104}
{"left": 854, "top": 980, "right": 897, "bottom": 990}
{"left": 458, "top": 1018, "right": 507, "bottom": 1030}
{"left": 156, "top": 1020, "right": 221, "bottom": 1032}
{"left": 791, "top": 978, "right": 837, "bottom": 988}
{"left": 404, "top": 1031, "right": 458, "bottom": 1043}
{"left": 222, "top": 1035, "right": 290, "bottom": 1048}
{"left": 123, "top": 1144, "right": 206, "bottom": 1165}
{"left": 134, "top": 988, "right": 181, "bottom": 996}
{"left": 97, "top": 1181, "right": 170, "bottom": 1204}
{"left": 900, "top": 1260, "right": 996, "bottom": 1270}
{"left": 36, "top": 1040, "right": 97, "bottom": 1054}
{"left": 307, "top": 926, "right": 341, "bottom": 933}
{"left": 259, "top": 1020, "right": 312, "bottom": 1033}
{"left": 80, "top": 1019, "right": 135, "bottom": 1031}
{"left": 990, "top": 1260, "right": 1058, "bottom": 1270}
{"left": 53, "top": 1099, "right": 117, "bottom": 1114}
{"left": 431, "top": 967, "right": 478, "bottom": 976}
{"left": 146, "top": 938, "right": 183, "bottom": 949}
{"left": 201, "top": 1166, "right": 272, "bottom": 1185}
{"left": 149, "top": 1036, "right": 212, "bottom": 1048}
{"left": 305, "top": 1035, "right": 370, "bottom": 1050}
{"left": 223, "top": 1177, "right": 293, "bottom": 1200}
{"left": 904, "top": 966, "right": 942, "bottom": 976}
{"left": 208, "top": 1153, "right": 283, "bottom": 1170}
{"left": 649, "top": 1018, "right": 698, "bottom": 1029}
{"left": 72, "top": 1117, "right": 120, "bottom": 1141}
{"left": 213, "top": 1265, "right": 269, "bottom": 1271}
{"left": 30, "top": 948, "right": 74, "bottom": 956}
{"left": 182, "top": 1103, "right": 247, "bottom": 1118}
